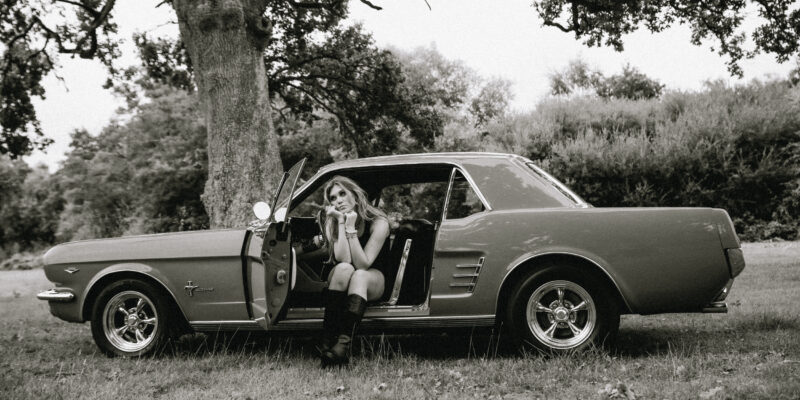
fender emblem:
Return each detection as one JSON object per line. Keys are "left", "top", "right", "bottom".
{"left": 65, "top": 267, "right": 80, "bottom": 274}
{"left": 184, "top": 281, "right": 214, "bottom": 297}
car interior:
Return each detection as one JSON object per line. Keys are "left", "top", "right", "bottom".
{"left": 285, "top": 164, "right": 454, "bottom": 308}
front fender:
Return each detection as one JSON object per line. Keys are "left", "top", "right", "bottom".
{"left": 80, "top": 263, "right": 186, "bottom": 321}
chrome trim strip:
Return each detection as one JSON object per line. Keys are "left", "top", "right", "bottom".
{"left": 456, "top": 166, "right": 493, "bottom": 211}
{"left": 497, "top": 252, "right": 633, "bottom": 312}
{"left": 273, "top": 315, "right": 496, "bottom": 330}
{"left": 37, "top": 289, "right": 75, "bottom": 302}
{"left": 190, "top": 315, "right": 496, "bottom": 331}
{"left": 450, "top": 256, "right": 484, "bottom": 293}
{"left": 519, "top": 159, "right": 589, "bottom": 208}
{"left": 288, "top": 305, "right": 419, "bottom": 313}
{"left": 430, "top": 293, "right": 472, "bottom": 299}
{"left": 386, "top": 239, "right": 412, "bottom": 306}
{"left": 441, "top": 167, "right": 457, "bottom": 221}
{"left": 190, "top": 320, "right": 260, "bottom": 325}
{"left": 190, "top": 320, "right": 262, "bottom": 332}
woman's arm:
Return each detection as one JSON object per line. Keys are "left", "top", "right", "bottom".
{"left": 332, "top": 221, "right": 352, "bottom": 263}
{"left": 345, "top": 216, "right": 389, "bottom": 270}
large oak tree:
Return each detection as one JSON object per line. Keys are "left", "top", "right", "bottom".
{"left": 2, "top": 0, "right": 798, "bottom": 228}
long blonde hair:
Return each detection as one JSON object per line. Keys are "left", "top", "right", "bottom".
{"left": 323, "top": 176, "right": 387, "bottom": 259}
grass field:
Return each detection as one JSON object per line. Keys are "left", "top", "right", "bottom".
{"left": 1, "top": 242, "right": 798, "bottom": 399}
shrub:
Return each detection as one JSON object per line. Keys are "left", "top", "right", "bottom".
{"left": 471, "top": 79, "right": 800, "bottom": 240}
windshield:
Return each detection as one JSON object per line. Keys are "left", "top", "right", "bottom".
{"left": 270, "top": 159, "right": 306, "bottom": 221}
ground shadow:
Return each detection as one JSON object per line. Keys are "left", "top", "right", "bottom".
{"left": 167, "top": 328, "right": 517, "bottom": 360}
{"left": 163, "top": 323, "right": 745, "bottom": 361}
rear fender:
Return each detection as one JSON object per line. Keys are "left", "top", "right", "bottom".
{"left": 499, "top": 249, "right": 632, "bottom": 313}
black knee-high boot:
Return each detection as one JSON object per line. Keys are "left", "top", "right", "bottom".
{"left": 320, "top": 288, "right": 347, "bottom": 353}
{"left": 322, "top": 294, "right": 367, "bottom": 366}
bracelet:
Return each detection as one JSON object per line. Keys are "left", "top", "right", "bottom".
{"left": 344, "top": 230, "right": 358, "bottom": 239}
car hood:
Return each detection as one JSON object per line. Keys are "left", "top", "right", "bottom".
{"left": 43, "top": 229, "right": 249, "bottom": 266}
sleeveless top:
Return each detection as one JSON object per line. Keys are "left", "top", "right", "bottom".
{"left": 358, "top": 219, "right": 391, "bottom": 275}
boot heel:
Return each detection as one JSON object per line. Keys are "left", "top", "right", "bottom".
{"left": 322, "top": 294, "right": 367, "bottom": 365}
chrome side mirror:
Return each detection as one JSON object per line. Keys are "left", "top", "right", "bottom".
{"left": 253, "top": 202, "right": 272, "bottom": 220}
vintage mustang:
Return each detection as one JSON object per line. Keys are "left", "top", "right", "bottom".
{"left": 38, "top": 152, "right": 746, "bottom": 357}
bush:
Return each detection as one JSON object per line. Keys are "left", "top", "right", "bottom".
{"left": 467, "top": 79, "right": 800, "bottom": 241}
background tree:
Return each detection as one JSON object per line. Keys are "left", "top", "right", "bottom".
{"left": 55, "top": 84, "right": 207, "bottom": 241}
{"left": 1, "top": 0, "right": 381, "bottom": 229}
{"left": 550, "top": 58, "right": 664, "bottom": 99}
{"left": 533, "top": 0, "right": 800, "bottom": 76}
{"left": 4, "top": 0, "right": 799, "bottom": 230}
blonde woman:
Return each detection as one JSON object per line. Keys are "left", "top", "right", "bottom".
{"left": 319, "top": 176, "right": 390, "bottom": 366}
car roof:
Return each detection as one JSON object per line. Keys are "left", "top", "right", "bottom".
{"left": 316, "top": 152, "right": 523, "bottom": 173}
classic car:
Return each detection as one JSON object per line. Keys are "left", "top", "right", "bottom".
{"left": 38, "top": 152, "right": 746, "bottom": 357}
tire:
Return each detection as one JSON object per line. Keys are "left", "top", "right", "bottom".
{"left": 90, "top": 279, "right": 175, "bottom": 357}
{"left": 505, "top": 263, "right": 620, "bottom": 354}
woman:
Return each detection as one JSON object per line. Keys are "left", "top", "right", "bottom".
{"left": 319, "top": 176, "right": 390, "bottom": 366}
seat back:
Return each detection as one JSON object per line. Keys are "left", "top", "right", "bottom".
{"left": 377, "top": 219, "right": 434, "bottom": 305}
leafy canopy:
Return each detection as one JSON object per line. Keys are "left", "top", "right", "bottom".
{"left": 550, "top": 58, "right": 665, "bottom": 100}
{"left": 534, "top": 0, "right": 800, "bottom": 76}
{"left": 3, "top": 0, "right": 798, "bottom": 159}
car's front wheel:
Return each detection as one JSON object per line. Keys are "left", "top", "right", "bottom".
{"left": 505, "top": 263, "right": 620, "bottom": 353}
{"left": 90, "top": 279, "right": 174, "bottom": 357}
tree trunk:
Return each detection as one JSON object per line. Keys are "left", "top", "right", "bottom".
{"left": 172, "top": 0, "right": 282, "bottom": 228}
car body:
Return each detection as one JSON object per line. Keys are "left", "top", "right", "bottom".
{"left": 38, "top": 152, "right": 746, "bottom": 356}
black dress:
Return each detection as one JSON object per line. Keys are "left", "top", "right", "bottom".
{"left": 358, "top": 219, "right": 391, "bottom": 277}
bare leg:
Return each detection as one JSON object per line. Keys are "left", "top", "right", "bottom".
{"left": 347, "top": 269, "right": 385, "bottom": 301}
{"left": 328, "top": 263, "right": 355, "bottom": 291}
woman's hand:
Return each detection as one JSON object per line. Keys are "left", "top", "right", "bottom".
{"left": 326, "top": 205, "right": 344, "bottom": 222}
{"left": 344, "top": 211, "right": 358, "bottom": 231}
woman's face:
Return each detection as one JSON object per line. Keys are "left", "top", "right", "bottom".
{"left": 328, "top": 183, "right": 355, "bottom": 213}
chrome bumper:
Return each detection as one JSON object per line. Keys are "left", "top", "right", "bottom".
{"left": 37, "top": 289, "right": 75, "bottom": 302}
{"left": 702, "top": 301, "right": 728, "bottom": 313}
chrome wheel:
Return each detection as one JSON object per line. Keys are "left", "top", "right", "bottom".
{"left": 525, "top": 280, "right": 596, "bottom": 350}
{"left": 102, "top": 291, "right": 159, "bottom": 353}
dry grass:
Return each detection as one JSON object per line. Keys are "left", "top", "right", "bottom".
{"left": 1, "top": 242, "right": 799, "bottom": 399}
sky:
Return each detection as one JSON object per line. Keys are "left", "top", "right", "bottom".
{"left": 24, "top": 0, "right": 796, "bottom": 171}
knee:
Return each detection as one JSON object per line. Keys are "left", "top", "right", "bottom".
{"left": 349, "top": 269, "right": 371, "bottom": 285}
{"left": 330, "top": 263, "right": 354, "bottom": 283}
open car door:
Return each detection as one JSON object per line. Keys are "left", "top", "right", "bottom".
{"left": 250, "top": 158, "right": 305, "bottom": 329}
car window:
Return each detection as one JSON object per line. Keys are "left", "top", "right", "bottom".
{"left": 446, "top": 170, "right": 485, "bottom": 219}
{"left": 289, "top": 183, "right": 326, "bottom": 218}
{"left": 378, "top": 182, "right": 449, "bottom": 225}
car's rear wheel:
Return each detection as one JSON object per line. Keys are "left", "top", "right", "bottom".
{"left": 90, "top": 279, "right": 174, "bottom": 357}
{"left": 505, "top": 263, "right": 619, "bottom": 353}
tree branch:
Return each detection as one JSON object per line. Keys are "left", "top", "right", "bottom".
{"left": 359, "top": 0, "right": 381, "bottom": 10}
{"left": 55, "top": 0, "right": 101, "bottom": 17}
{"left": 543, "top": 20, "right": 574, "bottom": 33}
{"left": 34, "top": 0, "right": 117, "bottom": 58}
{"left": 288, "top": 0, "right": 342, "bottom": 9}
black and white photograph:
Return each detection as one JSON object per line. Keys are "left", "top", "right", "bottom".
{"left": 2, "top": 1, "right": 799, "bottom": 398}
